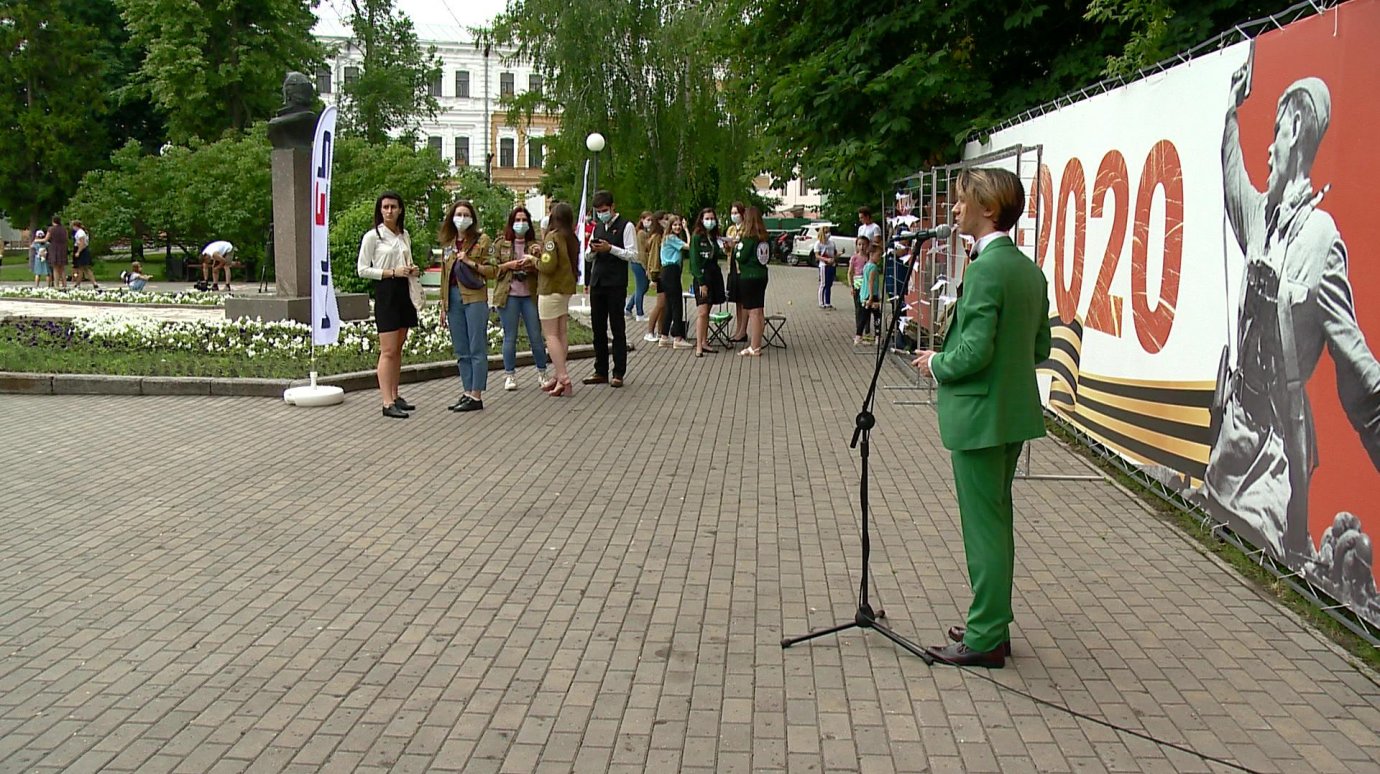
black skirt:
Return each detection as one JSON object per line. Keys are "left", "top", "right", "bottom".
{"left": 738, "top": 275, "right": 768, "bottom": 310}
{"left": 374, "top": 277, "right": 418, "bottom": 333}
{"left": 696, "top": 261, "right": 727, "bottom": 306}
{"left": 73, "top": 247, "right": 93, "bottom": 268}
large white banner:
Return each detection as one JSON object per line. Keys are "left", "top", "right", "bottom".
{"left": 311, "top": 107, "right": 341, "bottom": 346}
{"left": 964, "top": 0, "right": 1380, "bottom": 626}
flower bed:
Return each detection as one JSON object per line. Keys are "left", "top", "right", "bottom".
{"left": 0, "top": 306, "right": 585, "bottom": 379}
{"left": 0, "top": 286, "right": 225, "bottom": 306}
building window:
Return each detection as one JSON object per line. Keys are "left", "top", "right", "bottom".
{"left": 527, "top": 138, "right": 543, "bottom": 169}
{"left": 500, "top": 72, "right": 514, "bottom": 97}
{"left": 528, "top": 74, "right": 542, "bottom": 96}
{"left": 316, "top": 67, "right": 332, "bottom": 95}
{"left": 499, "top": 138, "right": 515, "bottom": 168}
{"left": 428, "top": 71, "right": 443, "bottom": 98}
{"left": 427, "top": 136, "right": 443, "bottom": 157}
{"left": 343, "top": 65, "right": 360, "bottom": 85}
{"left": 455, "top": 70, "right": 470, "bottom": 98}
{"left": 455, "top": 136, "right": 469, "bottom": 166}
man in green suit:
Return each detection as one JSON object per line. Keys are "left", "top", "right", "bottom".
{"left": 913, "top": 167, "right": 1051, "bottom": 668}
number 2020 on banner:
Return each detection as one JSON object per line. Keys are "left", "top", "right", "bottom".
{"left": 1019, "top": 141, "right": 1184, "bottom": 355}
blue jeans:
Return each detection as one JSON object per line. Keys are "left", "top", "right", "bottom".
{"left": 446, "top": 287, "right": 490, "bottom": 392}
{"left": 499, "top": 294, "right": 548, "bottom": 374}
{"left": 625, "top": 262, "right": 649, "bottom": 315}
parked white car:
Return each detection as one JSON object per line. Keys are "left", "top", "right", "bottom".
{"left": 789, "top": 222, "right": 857, "bottom": 265}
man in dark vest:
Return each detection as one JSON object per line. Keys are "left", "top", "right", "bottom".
{"left": 585, "top": 190, "right": 636, "bottom": 387}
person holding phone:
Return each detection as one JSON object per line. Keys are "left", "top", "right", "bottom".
{"left": 492, "top": 206, "right": 550, "bottom": 392}
{"left": 688, "top": 207, "right": 727, "bottom": 357}
{"left": 357, "top": 191, "right": 421, "bottom": 419}
{"left": 586, "top": 190, "right": 635, "bottom": 387}
{"left": 439, "top": 200, "right": 495, "bottom": 412}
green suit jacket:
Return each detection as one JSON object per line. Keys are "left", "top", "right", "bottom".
{"left": 932, "top": 235, "right": 1052, "bottom": 451}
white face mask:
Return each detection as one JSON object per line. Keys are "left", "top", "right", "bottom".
{"left": 513, "top": 221, "right": 529, "bottom": 235}
{"left": 703, "top": 219, "right": 717, "bottom": 230}
{"left": 454, "top": 215, "right": 473, "bottom": 231}
{"left": 731, "top": 213, "right": 742, "bottom": 225}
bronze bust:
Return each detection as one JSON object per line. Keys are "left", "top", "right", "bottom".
{"left": 267, "top": 71, "right": 319, "bottom": 149}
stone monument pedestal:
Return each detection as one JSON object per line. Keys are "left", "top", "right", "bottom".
{"left": 226, "top": 146, "right": 370, "bottom": 323}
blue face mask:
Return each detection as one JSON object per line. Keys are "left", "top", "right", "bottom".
{"left": 596, "top": 211, "right": 612, "bottom": 223}
{"left": 514, "top": 221, "right": 530, "bottom": 235}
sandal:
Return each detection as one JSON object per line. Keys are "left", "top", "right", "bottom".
{"left": 738, "top": 347, "right": 762, "bottom": 357}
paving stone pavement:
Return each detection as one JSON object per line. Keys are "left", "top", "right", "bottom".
{"left": 1, "top": 266, "right": 1378, "bottom": 773}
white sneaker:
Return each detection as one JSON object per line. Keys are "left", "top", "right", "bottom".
{"left": 853, "top": 335, "right": 862, "bottom": 345}
{"left": 503, "top": 375, "right": 518, "bottom": 391}
{"left": 536, "top": 372, "right": 550, "bottom": 388}
{"left": 642, "top": 332, "right": 659, "bottom": 342}
{"left": 658, "top": 336, "right": 672, "bottom": 348}
{"left": 635, "top": 315, "right": 649, "bottom": 322}
{"left": 672, "top": 339, "right": 694, "bottom": 349}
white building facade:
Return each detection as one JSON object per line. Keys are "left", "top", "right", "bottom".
{"left": 313, "top": 19, "right": 556, "bottom": 197}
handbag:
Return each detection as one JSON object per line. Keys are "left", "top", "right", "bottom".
{"left": 408, "top": 275, "right": 424, "bottom": 311}
{"left": 451, "top": 243, "right": 486, "bottom": 290}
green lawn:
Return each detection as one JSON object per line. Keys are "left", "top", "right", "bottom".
{"left": 2, "top": 254, "right": 174, "bottom": 284}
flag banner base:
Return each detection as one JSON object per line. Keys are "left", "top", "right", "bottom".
{"left": 284, "top": 371, "right": 345, "bottom": 406}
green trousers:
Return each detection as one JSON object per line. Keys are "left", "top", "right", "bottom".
{"left": 950, "top": 442, "right": 1024, "bottom": 653}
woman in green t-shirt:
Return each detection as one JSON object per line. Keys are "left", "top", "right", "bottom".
{"left": 734, "top": 206, "right": 772, "bottom": 356}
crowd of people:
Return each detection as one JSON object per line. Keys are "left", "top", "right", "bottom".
{"left": 355, "top": 190, "right": 787, "bottom": 418}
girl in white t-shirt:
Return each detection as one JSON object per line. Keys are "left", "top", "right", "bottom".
{"left": 815, "top": 228, "right": 837, "bottom": 308}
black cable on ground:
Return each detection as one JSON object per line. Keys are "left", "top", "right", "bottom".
{"left": 925, "top": 652, "right": 1267, "bottom": 774}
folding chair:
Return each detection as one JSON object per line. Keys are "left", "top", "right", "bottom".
{"left": 708, "top": 305, "right": 734, "bottom": 348}
{"left": 763, "top": 315, "right": 788, "bottom": 349}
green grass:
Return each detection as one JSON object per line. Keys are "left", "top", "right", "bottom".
{"left": 1044, "top": 419, "right": 1380, "bottom": 672}
{"left": 2, "top": 254, "right": 174, "bottom": 283}
{"left": 0, "top": 318, "right": 593, "bottom": 380}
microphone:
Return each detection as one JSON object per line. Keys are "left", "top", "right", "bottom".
{"left": 894, "top": 224, "right": 953, "bottom": 242}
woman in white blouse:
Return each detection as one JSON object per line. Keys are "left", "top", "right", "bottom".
{"left": 357, "top": 191, "right": 422, "bottom": 419}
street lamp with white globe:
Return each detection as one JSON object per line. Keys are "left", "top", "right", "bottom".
{"left": 585, "top": 132, "right": 606, "bottom": 200}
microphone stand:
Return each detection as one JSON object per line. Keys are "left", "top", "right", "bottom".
{"left": 780, "top": 264, "right": 933, "bottom": 664}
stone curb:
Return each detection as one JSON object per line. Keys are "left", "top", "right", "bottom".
{"left": 0, "top": 345, "right": 596, "bottom": 398}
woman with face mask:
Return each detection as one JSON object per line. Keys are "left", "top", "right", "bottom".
{"left": 356, "top": 191, "right": 421, "bottom": 419}
{"left": 689, "top": 207, "right": 727, "bottom": 357}
{"left": 491, "top": 206, "right": 551, "bottom": 392}
{"left": 625, "top": 210, "right": 653, "bottom": 321}
{"left": 439, "top": 200, "right": 496, "bottom": 413}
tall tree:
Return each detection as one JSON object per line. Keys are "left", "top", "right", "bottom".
{"left": 491, "top": 0, "right": 757, "bottom": 217}
{"left": 117, "top": 0, "right": 323, "bottom": 143}
{"left": 1087, "top": 0, "right": 1299, "bottom": 76}
{"left": 736, "top": 0, "right": 1129, "bottom": 219}
{"left": 0, "top": 0, "right": 112, "bottom": 229}
{"left": 337, "top": 0, "right": 442, "bottom": 145}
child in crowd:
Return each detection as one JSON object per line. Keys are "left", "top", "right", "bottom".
{"left": 815, "top": 227, "right": 837, "bottom": 308}
{"left": 849, "top": 235, "right": 871, "bottom": 344}
{"left": 858, "top": 245, "right": 883, "bottom": 344}
{"left": 30, "top": 231, "right": 50, "bottom": 287}
{"left": 121, "top": 261, "right": 152, "bottom": 291}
